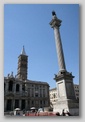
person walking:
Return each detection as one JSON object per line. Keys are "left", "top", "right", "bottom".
{"left": 62, "top": 109, "right": 66, "bottom": 116}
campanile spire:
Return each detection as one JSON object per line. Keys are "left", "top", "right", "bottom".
{"left": 21, "top": 46, "right": 26, "bottom": 55}
{"left": 17, "top": 46, "right": 28, "bottom": 80}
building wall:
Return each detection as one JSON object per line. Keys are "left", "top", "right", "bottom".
{"left": 49, "top": 84, "right": 79, "bottom": 107}
{"left": 74, "top": 84, "right": 79, "bottom": 100}
{"left": 4, "top": 75, "right": 50, "bottom": 112}
{"left": 49, "top": 88, "right": 57, "bottom": 106}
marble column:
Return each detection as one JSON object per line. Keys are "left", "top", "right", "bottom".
{"left": 49, "top": 11, "right": 79, "bottom": 115}
{"left": 50, "top": 11, "right": 66, "bottom": 71}
{"left": 20, "top": 84, "right": 22, "bottom": 94}
{"left": 19, "top": 100, "right": 21, "bottom": 109}
{"left": 12, "top": 99, "right": 15, "bottom": 110}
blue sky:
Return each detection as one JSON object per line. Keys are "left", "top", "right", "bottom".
{"left": 4, "top": 4, "right": 79, "bottom": 89}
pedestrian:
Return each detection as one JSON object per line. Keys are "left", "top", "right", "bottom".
{"left": 66, "top": 111, "right": 72, "bottom": 116}
{"left": 56, "top": 112, "right": 60, "bottom": 116}
{"left": 62, "top": 109, "right": 66, "bottom": 116}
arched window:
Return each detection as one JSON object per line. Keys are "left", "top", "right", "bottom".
{"left": 16, "top": 84, "right": 20, "bottom": 92}
{"left": 22, "top": 84, "right": 25, "bottom": 91}
{"left": 8, "top": 80, "right": 13, "bottom": 91}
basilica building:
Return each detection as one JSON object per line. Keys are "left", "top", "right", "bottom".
{"left": 4, "top": 46, "right": 50, "bottom": 112}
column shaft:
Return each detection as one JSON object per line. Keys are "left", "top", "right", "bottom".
{"left": 54, "top": 26, "right": 66, "bottom": 71}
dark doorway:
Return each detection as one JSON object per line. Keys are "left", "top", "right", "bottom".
{"left": 7, "top": 99, "right": 12, "bottom": 111}
{"left": 15, "top": 100, "right": 19, "bottom": 108}
{"left": 21, "top": 100, "right": 25, "bottom": 110}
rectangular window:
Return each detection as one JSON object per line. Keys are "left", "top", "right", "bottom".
{"left": 40, "top": 100, "right": 42, "bottom": 104}
{"left": 32, "top": 101, "right": 34, "bottom": 105}
{"left": 35, "top": 101, "right": 38, "bottom": 104}
{"left": 35, "top": 93, "right": 38, "bottom": 97}
{"left": 44, "top": 101, "right": 45, "bottom": 104}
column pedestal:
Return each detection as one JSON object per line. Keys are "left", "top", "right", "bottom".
{"left": 54, "top": 71, "right": 79, "bottom": 115}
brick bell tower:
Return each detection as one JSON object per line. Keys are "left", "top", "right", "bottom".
{"left": 17, "top": 46, "right": 28, "bottom": 80}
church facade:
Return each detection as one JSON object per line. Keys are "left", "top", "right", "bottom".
{"left": 4, "top": 46, "right": 50, "bottom": 112}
